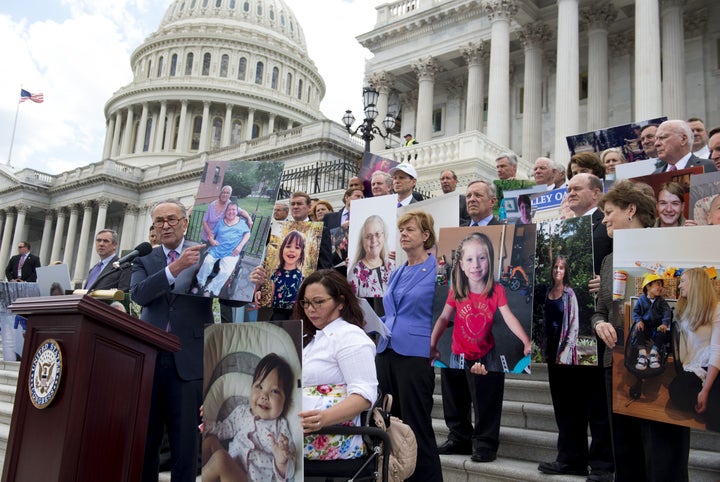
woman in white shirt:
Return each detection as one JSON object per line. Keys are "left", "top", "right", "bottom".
{"left": 669, "top": 267, "right": 720, "bottom": 431}
{"left": 295, "top": 269, "right": 378, "bottom": 460}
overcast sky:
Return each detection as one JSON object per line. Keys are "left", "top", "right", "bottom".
{"left": 0, "top": 0, "right": 382, "bottom": 174}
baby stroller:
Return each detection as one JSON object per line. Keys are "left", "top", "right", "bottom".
{"left": 623, "top": 317, "right": 674, "bottom": 400}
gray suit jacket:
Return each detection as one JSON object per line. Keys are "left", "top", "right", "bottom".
{"left": 85, "top": 255, "right": 132, "bottom": 291}
{"left": 652, "top": 154, "right": 717, "bottom": 174}
{"left": 131, "top": 241, "right": 211, "bottom": 381}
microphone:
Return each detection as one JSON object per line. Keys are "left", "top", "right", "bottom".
{"left": 113, "top": 242, "right": 153, "bottom": 268}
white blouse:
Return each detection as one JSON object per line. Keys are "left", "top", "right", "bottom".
{"left": 679, "top": 304, "right": 720, "bottom": 383}
{"left": 303, "top": 317, "right": 378, "bottom": 406}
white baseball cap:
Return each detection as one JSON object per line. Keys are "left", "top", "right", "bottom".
{"left": 389, "top": 162, "right": 417, "bottom": 179}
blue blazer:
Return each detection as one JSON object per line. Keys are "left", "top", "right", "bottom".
{"left": 131, "top": 241, "right": 212, "bottom": 381}
{"left": 378, "top": 254, "right": 437, "bottom": 358}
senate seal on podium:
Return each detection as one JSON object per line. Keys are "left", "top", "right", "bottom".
{"left": 28, "top": 339, "right": 63, "bottom": 409}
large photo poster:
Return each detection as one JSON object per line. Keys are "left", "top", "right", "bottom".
{"left": 431, "top": 224, "right": 535, "bottom": 374}
{"left": 533, "top": 216, "right": 597, "bottom": 365}
{"left": 611, "top": 226, "right": 720, "bottom": 431}
{"left": 202, "top": 321, "right": 303, "bottom": 481}
{"left": 183, "top": 159, "right": 284, "bottom": 302}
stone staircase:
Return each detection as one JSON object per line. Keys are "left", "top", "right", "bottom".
{"left": 433, "top": 364, "right": 720, "bottom": 482}
{"left": 0, "top": 356, "right": 717, "bottom": 480}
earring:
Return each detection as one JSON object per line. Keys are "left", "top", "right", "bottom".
{"left": 628, "top": 215, "right": 633, "bottom": 222}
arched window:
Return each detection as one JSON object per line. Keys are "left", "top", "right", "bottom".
{"left": 143, "top": 118, "right": 153, "bottom": 151}
{"left": 202, "top": 53, "right": 211, "bottom": 76}
{"left": 185, "top": 53, "right": 194, "bottom": 75}
{"left": 229, "top": 0, "right": 236, "bottom": 8}
{"left": 280, "top": 14, "right": 285, "bottom": 26}
{"left": 191, "top": 0, "right": 196, "bottom": 8}
{"left": 211, "top": 117, "right": 223, "bottom": 149}
{"left": 297, "top": 79, "right": 303, "bottom": 99}
{"left": 157, "top": 56, "right": 164, "bottom": 77}
{"left": 243, "top": 1, "right": 249, "bottom": 12}
{"left": 271, "top": 67, "right": 279, "bottom": 89}
{"left": 147, "top": 60, "right": 152, "bottom": 79}
{"left": 255, "top": 61, "right": 264, "bottom": 85}
{"left": 231, "top": 120, "right": 242, "bottom": 144}
{"left": 238, "top": 57, "right": 247, "bottom": 80}
{"left": 191, "top": 116, "right": 202, "bottom": 150}
{"left": 256, "top": 3, "right": 262, "bottom": 15}
{"left": 170, "top": 54, "right": 178, "bottom": 76}
{"left": 269, "top": 7, "right": 274, "bottom": 20}
{"left": 252, "top": 124, "right": 260, "bottom": 139}
{"left": 220, "top": 54, "right": 229, "bottom": 77}
{"left": 286, "top": 73, "right": 292, "bottom": 95}
{"left": 202, "top": 0, "right": 209, "bottom": 7}
{"left": 215, "top": 0, "right": 222, "bottom": 7}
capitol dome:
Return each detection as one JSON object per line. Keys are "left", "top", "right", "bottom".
{"left": 102, "top": 0, "right": 326, "bottom": 167}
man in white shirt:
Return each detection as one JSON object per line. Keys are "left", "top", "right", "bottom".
{"left": 708, "top": 126, "right": 720, "bottom": 171}
{"left": 533, "top": 157, "right": 558, "bottom": 190}
{"left": 640, "top": 124, "right": 658, "bottom": 159}
{"left": 463, "top": 180, "right": 498, "bottom": 227}
{"left": 370, "top": 171, "right": 393, "bottom": 197}
{"left": 390, "top": 163, "right": 418, "bottom": 206}
{"left": 496, "top": 154, "right": 518, "bottom": 180}
{"left": 84, "top": 229, "right": 131, "bottom": 291}
{"left": 688, "top": 117, "right": 710, "bottom": 158}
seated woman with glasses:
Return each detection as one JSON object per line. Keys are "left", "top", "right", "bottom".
{"left": 295, "top": 269, "right": 378, "bottom": 460}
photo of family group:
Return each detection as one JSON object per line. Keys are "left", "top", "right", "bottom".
{"left": 182, "top": 159, "right": 284, "bottom": 302}
{"left": 202, "top": 321, "right": 303, "bottom": 481}
{"left": 611, "top": 227, "right": 720, "bottom": 431}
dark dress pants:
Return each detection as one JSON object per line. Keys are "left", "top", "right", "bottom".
{"left": 440, "top": 367, "right": 504, "bottom": 453}
{"left": 377, "top": 349, "right": 443, "bottom": 482}
{"left": 547, "top": 354, "right": 613, "bottom": 472}
{"left": 142, "top": 353, "right": 203, "bottom": 482}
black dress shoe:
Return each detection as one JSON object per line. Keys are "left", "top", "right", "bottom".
{"left": 587, "top": 469, "right": 614, "bottom": 482}
{"left": 538, "top": 461, "right": 588, "bottom": 476}
{"left": 470, "top": 449, "right": 496, "bottom": 463}
{"left": 437, "top": 439, "right": 472, "bottom": 455}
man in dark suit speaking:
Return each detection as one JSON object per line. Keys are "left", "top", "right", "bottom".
{"left": 652, "top": 119, "right": 717, "bottom": 174}
{"left": 84, "top": 229, "right": 131, "bottom": 291}
{"left": 5, "top": 241, "right": 41, "bottom": 282}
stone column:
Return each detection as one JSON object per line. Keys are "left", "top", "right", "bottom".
{"left": 89, "top": 198, "right": 111, "bottom": 265}
{"left": 222, "top": 104, "right": 233, "bottom": 146}
{"left": 111, "top": 111, "right": 123, "bottom": 157}
{"left": 50, "top": 208, "right": 66, "bottom": 264}
{"left": 661, "top": 0, "right": 686, "bottom": 119}
{"left": 39, "top": 210, "right": 54, "bottom": 265}
{"left": 199, "top": 101, "right": 211, "bottom": 152}
{"left": 635, "top": 0, "right": 662, "bottom": 120}
{"left": 553, "top": 0, "right": 580, "bottom": 167}
{"left": 177, "top": 100, "right": 188, "bottom": 152}
{"left": 412, "top": 57, "right": 438, "bottom": 143}
{"left": 268, "top": 114, "right": 276, "bottom": 135}
{"left": 103, "top": 116, "right": 115, "bottom": 159}
{"left": 0, "top": 209, "right": 15, "bottom": 273}
{"left": 245, "top": 108, "right": 256, "bottom": 141}
{"left": 135, "top": 102, "right": 149, "bottom": 153}
{"left": 400, "top": 92, "right": 418, "bottom": 141}
{"left": 120, "top": 204, "right": 139, "bottom": 252}
{"left": 11, "top": 204, "right": 29, "bottom": 253}
{"left": 121, "top": 107, "right": 135, "bottom": 155}
{"left": 369, "top": 71, "right": 395, "bottom": 152}
{"left": 64, "top": 205, "right": 80, "bottom": 276}
{"left": 135, "top": 204, "right": 152, "bottom": 246}
{"left": 155, "top": 101, "right": 168, "bottom": 151}
{"left": 73, "top": 201, "right": 94, "bottom": 283}
{"left": 581, "top": 3, "right": 617, "bottom": 131}
{"left": 462, "top": 42, "right": 489, "bottom": 132}
{"left": 484, "top": 0, "right": 517, "bottom": 147}
{"left": 518, "top": 22, "right": 550, "bottom": 163}
{"left": 0, "top": 212, "right": 4, "bottom": 258}
{"left": 165, "top": 108, "right": 177, "bottom": 151}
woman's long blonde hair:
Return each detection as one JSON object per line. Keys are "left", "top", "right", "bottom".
{"left": 677, "top": 267, "right": 718, "bottom": 331}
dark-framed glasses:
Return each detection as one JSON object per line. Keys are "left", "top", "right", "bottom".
{"left": 153, "top": 217, "right": 185, "bottom": 229}
{"left": 299, "top": 297, "right": 333, "bottom": 310}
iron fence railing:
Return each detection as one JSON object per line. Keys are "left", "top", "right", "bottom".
{"left": 279, "top": 158, "right": 358, "bottom": 198}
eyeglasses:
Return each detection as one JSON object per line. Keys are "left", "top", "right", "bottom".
{"left": 299, "top": 297, "right": 333, "bottom": 310}
{"left": 363, "top": 232, "right": 384, "bottom": 241}
{"left": 153, "top": 217, "right": 185, "bottom": 229}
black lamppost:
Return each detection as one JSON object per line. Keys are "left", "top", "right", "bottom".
{"left": 342, "top": 86, "right": 396, "bottom": 153}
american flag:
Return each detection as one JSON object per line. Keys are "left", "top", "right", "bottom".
{"left": 19, "top": 89, "right": 44, "bottom": 103}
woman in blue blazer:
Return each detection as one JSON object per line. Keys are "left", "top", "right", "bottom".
{"left": 377, "top": 210, "right": 443, "bottom": 481}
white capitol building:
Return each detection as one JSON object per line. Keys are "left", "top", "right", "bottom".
{"left": 0, "top": 0, "right": 717, "bottom": 286}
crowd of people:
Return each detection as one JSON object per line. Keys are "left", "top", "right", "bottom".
{"left": 18, "top": 118, "right": 719, "bottom": 482}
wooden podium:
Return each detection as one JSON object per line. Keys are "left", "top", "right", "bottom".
{"left": 1, "top": 295, "right": 180, "bottom": 482}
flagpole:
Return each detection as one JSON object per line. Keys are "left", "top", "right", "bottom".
{"left": 7, "top": 87, "right": 22, "bottom": 167}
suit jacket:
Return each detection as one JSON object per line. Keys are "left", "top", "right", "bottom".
{"left": 458, "top": 194, "right": 470, "bottom": 225}
{"left": 378, "top": 254, "right": 437, "bottom": 358}
{"left": 131, "top": 241, "right": 212, "bottom": 381}
{"left": 322, "top": 211, "right": 343, "bottom": 229}
{"left": 85, "top": 255, "right": 132, "bottom": 291}
{"left": 5, "top": 253, "right": 41, "bottom": 282}
{"left": 322, "top": 211, "right": 347, "bottom": 274}
{"left": 460, "top": 216, "right": 501, "bottom": 227}
{"left": 591, "top": 209, "right": 612, "bottom": 275}
{"left": 652, "top": 154, "right": 717, "bottom": 174}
